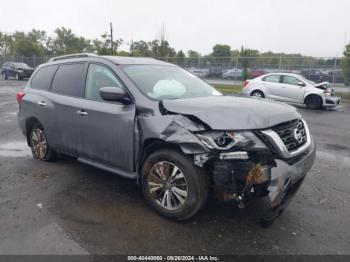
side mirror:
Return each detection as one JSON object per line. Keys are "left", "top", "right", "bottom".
{"left": 99, "top": 87, "right": 131, "bottom": 104}
{"left": 297, "top": 81, "right": 305, "bottom": 87}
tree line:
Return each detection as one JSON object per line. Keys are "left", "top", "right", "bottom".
{"left": 0, "top": 27, "right": 349, "bottom": 84}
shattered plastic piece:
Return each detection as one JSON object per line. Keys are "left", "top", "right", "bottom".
{"left": 246, "top": 163, "right": 269, "bottom": 185}
{"left": 36, "top": 203, "right": 43, "bottom": 209}
{"left": 194, "top": 154, "right": 209, "bottom": 167}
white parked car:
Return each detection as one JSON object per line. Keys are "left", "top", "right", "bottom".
{"left": 187, "top": 68, "right": 208, "bottom": 78}
{"left": 222, "top": 68, "right": 242, "bottom": 79}
{"left": 241, "top": 73, "right": 341, "bottom": 109}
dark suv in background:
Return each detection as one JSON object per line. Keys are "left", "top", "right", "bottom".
{"left": 17, "top": 53, "right": 315, "bottom": 226}
{"left": 1, "top": 62, "right": 34, "bottom": 80}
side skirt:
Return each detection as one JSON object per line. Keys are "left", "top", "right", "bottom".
{"left": 77, "top": 157, "right": 138, "bottom": 180}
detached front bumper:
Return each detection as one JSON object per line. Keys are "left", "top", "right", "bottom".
{"left": 200, "top": 119, "right": 316, "bottom": 225}
{"left": 259, "top": 135, "right": 316, "bottom": 218}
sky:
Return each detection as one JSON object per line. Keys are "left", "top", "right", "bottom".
{"left": 0, "top": 0, "right": 349, "bottom": 57}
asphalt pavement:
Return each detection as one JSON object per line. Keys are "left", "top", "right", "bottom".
{"left": 0, "top": 80, "right": 349, "bottom": 255}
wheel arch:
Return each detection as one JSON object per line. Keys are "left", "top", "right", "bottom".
{"left": 25, "top": 117, "right": 42, "bottom": 146}
{"left": 136, "top": 138, "right": 184, "bottom": 181}
{"left": 304, "top": 93, "right": 323, "bottom": 105}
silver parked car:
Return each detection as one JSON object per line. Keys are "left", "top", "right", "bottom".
{"left": 241, "top": 73, "right": 341, "bottom": 109}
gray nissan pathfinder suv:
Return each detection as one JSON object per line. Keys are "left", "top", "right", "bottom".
{"left": 17, "top": 53, "right": 316, "bottom": 225}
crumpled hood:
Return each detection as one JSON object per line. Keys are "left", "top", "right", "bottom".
{"left": 162, "top": 96, "right": 300, "bottom": 130}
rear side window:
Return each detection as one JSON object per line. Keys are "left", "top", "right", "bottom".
{"left": 51, "top": 63, "right": 86, "bottom": 97}
{"left": 262, "top": 75, "right": 280, "bottom": 83}
{"left": 31, "top": 65, "right": 58, "bottom": 90}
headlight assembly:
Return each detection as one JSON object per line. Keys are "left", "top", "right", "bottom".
{"left": 196, "top": 131, "right": 257, "bottom": 150}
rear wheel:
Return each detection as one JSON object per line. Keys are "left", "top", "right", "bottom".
{"left": 251, "top": 90, "right": 265, "bottom": 98}
{"left": 141, "top": 149, "right": 208, "bottom": 220}
{"left": 305, "top": 95, "right": 322, "bottom": 109}
{"left": 29, "top": 123, "right": 57, "bottom": 161}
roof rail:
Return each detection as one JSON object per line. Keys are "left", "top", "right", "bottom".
{"left": 48, "top": 53, "right": 98, "bottom": 62}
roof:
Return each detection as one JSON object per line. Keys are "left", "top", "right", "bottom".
{"left": 102, "top": 56, "right": 173, "bottom": 65}
{"left": 263, "top": 72, "right": 303, "bottom": 78}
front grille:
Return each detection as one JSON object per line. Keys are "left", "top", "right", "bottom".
{"left": 272, "top": 119, "right": 307, "bottom": 152}
{"left": 23, "top": 70, "right": 33, "bottom": 77}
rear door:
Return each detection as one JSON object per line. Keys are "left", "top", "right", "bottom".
{"left": 24, "top": 65, "right": 59, "bottom": 144}
{"left": 77, "top": 63, "right": 136, "bottom": 171}
{"left": 261, "top": 74, "right": 282, "bottom": 99}
{"left": 49, "top": 63, "right": 87, "bottom": 156}
{"left": 9, "top": 63, "right": 16, "bottom": 77}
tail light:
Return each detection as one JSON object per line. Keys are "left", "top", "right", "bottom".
{"left": 243, "top": 80, "right": 249, "bottom": 87}
{"left": 16, "top": 91, "right": 25, "bottom": 104}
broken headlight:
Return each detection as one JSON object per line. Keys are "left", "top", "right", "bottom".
{"left": 196, "top": 131, "right": 257, "bottom": 150}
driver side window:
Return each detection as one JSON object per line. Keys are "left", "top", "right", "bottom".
{"left": 85, "top": 64, "right": 123, "bottom": 102}
{"left": 282, "top": 75, "right": 301, "bottom": 86}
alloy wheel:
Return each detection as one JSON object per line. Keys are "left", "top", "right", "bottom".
{"left": 31, "top": 128, "right": 48, "bottom": 160}
{"left": 147, "top": 161, "right": 188, "bottom": 211}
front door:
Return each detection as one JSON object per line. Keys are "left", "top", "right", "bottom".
{"left": 279, "top": 75, "right": 305, "bottom": 103}
{"left": 77, "top": 63, "right": 136, "bottom": 172}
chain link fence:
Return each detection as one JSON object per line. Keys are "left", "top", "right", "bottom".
{"left": 0, "top": 55, "right": 348, "bottom": 85}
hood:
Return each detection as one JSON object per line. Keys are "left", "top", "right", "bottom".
{"left": 162, "top": 96, "right": 300, "bottom": 130}
{"left": 16, "top": 67, "right": 34, "bottom": 71}
{"left": 314, "top": 81, "right": 330, "bottom": 88}
{"left": 314, "top": 81, "right": 333, "bottom": 93}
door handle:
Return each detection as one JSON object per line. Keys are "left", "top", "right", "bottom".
{"left": 37, "top": 101, "right": 47, "bottom": 106}
{"left": 77, "top": 110, "right": 88, "bottom": 116}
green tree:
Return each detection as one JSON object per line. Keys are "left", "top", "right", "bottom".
{"left": 0, "top": 32, "right": 12, "bottom": 56}
{"left": 52, "top": 27, "right": 94, "bottom": 55}
{"left": 130, "top": 40, "right": 151, "bottom": 56}
{"left": 211, "top": 44, "right": 231, "bottom": 66}
{"left": 187, "top": 50, "right": 201, "bottom": 67}
{"left": 239, "top": 46, "right": 259, "bottom": 80}
{"left": 176, "top": 50, "right": 185, "bottom": 66}
{"left": 10, "top": 31, "right": 46, "bottom": 57}
{"left": 342, "top": 42, "right": 350, "bottom": 86}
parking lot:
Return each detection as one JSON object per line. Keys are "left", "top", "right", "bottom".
{"left": 0, "top": 79, "right": 349, "bottom": 255}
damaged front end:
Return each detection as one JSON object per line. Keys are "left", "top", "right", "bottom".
{"left": 192, "top": 119, "right": 316, "bottom": 225}
{"left": 138, "top": 98, "right": 315, "bottom": 225}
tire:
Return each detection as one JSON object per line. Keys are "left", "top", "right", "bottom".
{"left": 29, "top": 123, "right": 57, "bottom": 161}
{"left": 141, "top": 149, "right": 208, "bottom": 220}
{"left": 305, "top": 95, "right": 322, "bottom": 109}
{"left": 250, "top": 90, "right": 265, "bottom": 98}
{"left": 16, "top": 73, "right": 22, "bottom": 81}
{"left": 3, "top": 73, "right": 8, "bottom": 80}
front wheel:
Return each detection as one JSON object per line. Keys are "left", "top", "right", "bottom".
{"left": 305, "top": 95, "right": 322, "bottom": 109}
{"left": 141, "top": 149, "right": 208, "bottom": 220}
{"left": 16, "top": 73, "right": 23, "bottom": 80}
{"left": 3, "top": 73, "right": 8, "bottom": 80}
{"left": 29, "top": 123, "right": 57, "bottom": 161}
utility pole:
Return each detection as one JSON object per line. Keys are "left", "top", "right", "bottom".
{"left": 110, "top": 22, "right": 114, "bottom": 55}
{"left": 130, "top": 38, "right": 134, "bottom": 56}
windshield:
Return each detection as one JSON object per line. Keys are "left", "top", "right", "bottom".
{"left": 298, "top": 75, "right": 316, "bottom": 85}
{"left": 122, "top": 65, "right": 222, "bottom": 100}
{"left": 13, "top": 63, "right": 31, "bottom": 69}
